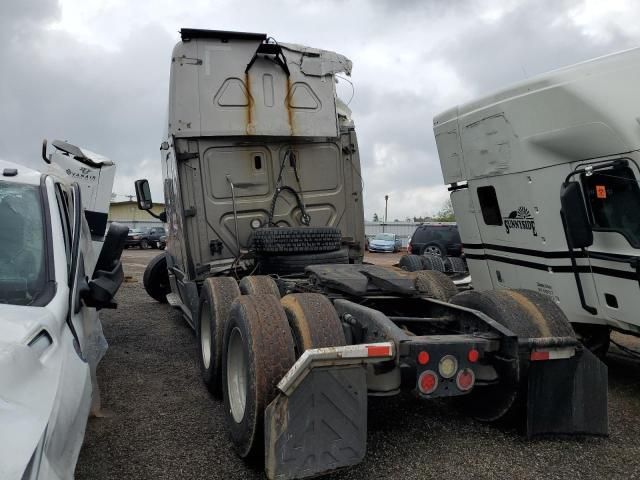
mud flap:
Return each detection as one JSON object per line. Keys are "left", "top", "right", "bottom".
{"left": 526, "top": 348, "right": 608, "bottom": 436}
{"left": 264, "top": 365, "right": 367, "bottom": 480}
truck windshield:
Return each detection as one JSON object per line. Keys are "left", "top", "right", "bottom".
{"left": 0, "top": 181, "right": 47, "bottom": 306}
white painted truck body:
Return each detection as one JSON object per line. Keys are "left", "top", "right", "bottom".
{"left": 0, "top": 147, "right": 118, "bottom": 479}
{"left": 434, "top": 47, "right": 640, "bottom": 335}
{"left": 44, "top": 140, "right": 116, "bottom": 253}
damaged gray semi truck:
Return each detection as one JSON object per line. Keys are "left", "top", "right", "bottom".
{"left": 135, "top": 29, "right": 608, "bottom": 480}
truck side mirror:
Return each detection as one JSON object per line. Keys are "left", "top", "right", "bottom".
{"left": 560, "top": 181, "right": 593, "bottom": 249}
{"left": 135, "top": 179, "right": 153, "bottom": 210}
{"left": 80, "top": 223, "right": 129, "bottom": 310}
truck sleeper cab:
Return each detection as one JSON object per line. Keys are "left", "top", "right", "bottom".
{"left": 137, "top": 29, "right": 610, "bottom": 480}
{"left": 434, "top": 47, "right": 640, "bottom": 354}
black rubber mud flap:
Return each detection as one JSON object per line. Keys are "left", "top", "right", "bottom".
{"left": 526, "top": 348, "right": 608, "bottom": 437}
{"left": 264, "top": 365, "right": 367, "bottom": 480}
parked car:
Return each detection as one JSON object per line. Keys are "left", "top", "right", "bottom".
{"left": 0, "top": 153, "right": 126, "bottom": 480}
{"left": 125, "top": 226, "right": 166, "bottom": 249}
{"left": 408, "top": 223, "right": 462, "bottom": 257}
{"left": 368, "top": 232, "right": 402, "bottom": 252}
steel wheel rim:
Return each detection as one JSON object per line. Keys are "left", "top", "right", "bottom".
{"left": 227, "top": 326, "right": 247, "bottom": 423}
{"left": 426, "top": 245, "right": 442, "bottom": 256}
{"left": 200, "top": 301, "right": 211, "bottom": 369}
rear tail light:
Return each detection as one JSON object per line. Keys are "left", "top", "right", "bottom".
{"left": 417, "top": 351, "right": 430, "bottom": 365}
{"left": 418, "top": 370, "right": 438, "bottom": 394}
{"left": 407, "top": 241, "right": 412, "bottom": 254}
{"left": 438, "top": 355, "right": 458, "bottom": 379}
{"left": 468, "top": 349, "right": 479, "bottom": 363}
{"left": 456, "top": 368, "right": 475, "bottom": 391}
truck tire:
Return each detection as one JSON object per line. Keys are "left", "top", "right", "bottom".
{"left": 239, "top": 275, "right": 280, "bottom": 298}
{"left": 259, "top": 248, "right": 349, "bottom": 275}
{"left": 449, "top": 289, "right": 574, "bottom": 423}
{"left": 140, "top": 239, "right": 149, "bottom": 249}
{"left": 251, "top": 227, "right": 342, "bottom": 255}
{"left": 222, "top": 295, "right": 296, "bottom": 458}
{"left": 415, "top": 270, "right": 458, "bottom": 302}
{"left": 197, "top": 277, "right": 241, "bottom": 396}
{"left": 399, "top": 254, "right": 424, "bottom": 272}
{"left": 446, "top": 256, "right": 467, "bottom": 273}
{"left": 422, "top": 254, "right": 446, "bottom": 272}
{"left": 280, "top": 293, "right": 346, "bottom": 357}
{"left": 143, "top": 253, "right": 170, "bottom": 303}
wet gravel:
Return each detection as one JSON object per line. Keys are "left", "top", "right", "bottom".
{"left": 76, "top": 249, "right": 640, "bottom": 480}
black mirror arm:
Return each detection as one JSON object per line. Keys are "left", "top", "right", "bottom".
{"left": 564, "top": 159, "right": 627, "bottom": 185}
{"left": 560, "top": 211, "right": 597, "bottom": 315}
{"left": 145, "top": 209, "right": 166, "bottom": 222}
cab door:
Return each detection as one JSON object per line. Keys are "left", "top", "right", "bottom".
{"left": 580, "top": 159, "right": 640, "bottom": 331}
{"left": 45, "top": 182, "right": 94, "bottom": 471}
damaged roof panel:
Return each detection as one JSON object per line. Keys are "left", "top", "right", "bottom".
{"left": 169, "top": 30, "right": 352, "bottom": 138}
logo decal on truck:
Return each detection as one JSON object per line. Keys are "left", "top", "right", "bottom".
{"left": 66, "top": 167, "right": 97, "bottom": 182}
{"left": 503, "top": 207, "right": 537, "bottom": 236}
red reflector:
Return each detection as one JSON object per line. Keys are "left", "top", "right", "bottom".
{"left": 456, "top": 368, "right": 475, "bottom": 391}
{"left": 418, "top": 351, "right": 430, "bottom": 365}
{"left": 530, "top": 350, "right": 550, "bottom": 361}
{"left": 468, "top": 349, "right": 479, "bottom": 363}
{"left": 367, "top": 345, "right": 391, "bottom": 357}
{"left": 418, "top": 370, "right": 438, "bottom": 394}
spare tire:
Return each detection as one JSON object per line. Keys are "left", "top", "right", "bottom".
{"left": 446, "top": 256, "right": 467, "bottom": 273}
{"left": 251, "top": 227, "right": 341, "bottom": 255}
{"left": 143, "top": 253, "right": 170, "bottom": 303}
{"left": 422, "top": 254, "right": 446, "bottom": 272}
{"left": 399, "top": 254, "right": 424, "bottom": 272}
{"left": 415, "top": 270, "right": 458, "bottom": 301}
{"left": 259, "top": 248, "right": 349, "bottom": 275}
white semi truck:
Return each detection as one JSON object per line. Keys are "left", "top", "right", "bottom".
{"left": 433, "top": 47, "right": 640, "bottom": 356}
{"left": 136, "top": 29, "right": 610, "bottom": 480}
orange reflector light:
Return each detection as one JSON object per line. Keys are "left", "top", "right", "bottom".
{"left": 468, "top": 349, "right": 479, "bottom": 363}
{"left": 456, "top": 368, "right": 475, "bottom": 391}
{"left": 418, "top": 351, "right": 430, "bottom": 365}
{"left": 418, "top": 370, "right": 438, "bottom": 394}
{"left": 367, "top": 345, "right": 391, "bottom": 357}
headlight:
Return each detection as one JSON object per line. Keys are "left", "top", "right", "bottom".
{"left": 133, "top": 235, "right": 141, "bottom": 240}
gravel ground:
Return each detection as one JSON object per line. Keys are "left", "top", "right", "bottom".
{"left": 76, "top": 249, "right": 640, "bottom": 480}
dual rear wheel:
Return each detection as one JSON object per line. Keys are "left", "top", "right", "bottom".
{"left": 198, "top": 276, "right": 345, "bottom": 458}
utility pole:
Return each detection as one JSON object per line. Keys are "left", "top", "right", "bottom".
{"left": 384, "top": 195, "right": 389, "bottom": 233}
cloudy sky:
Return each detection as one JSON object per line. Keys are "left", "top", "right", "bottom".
{"left": 2, "top": 0, "right": 640, "bottom": 221}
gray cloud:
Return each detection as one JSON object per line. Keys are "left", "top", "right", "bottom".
{"left": 1, "top": 0, "right": 640, "bottom": 219}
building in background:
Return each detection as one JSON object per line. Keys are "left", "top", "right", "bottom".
{"left": 108, "top": 200, "right": 165, "bottom": 230}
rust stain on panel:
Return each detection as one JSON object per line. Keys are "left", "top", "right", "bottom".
{"left": 245, "top": 72, "right": 255, "bottom": 135}
{"left": 286, "top": 77, "right": 295, "bottom": 135}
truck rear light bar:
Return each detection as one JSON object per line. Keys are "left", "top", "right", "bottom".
{"left": 277, "top": 342, "right": 395, "bottom": 396}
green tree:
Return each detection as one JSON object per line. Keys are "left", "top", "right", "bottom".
{"left": 373, "top": 213, "right": 379, "bottom": 222}
{"left": 432, "top": 199, "right": 456, "bottom": 222}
